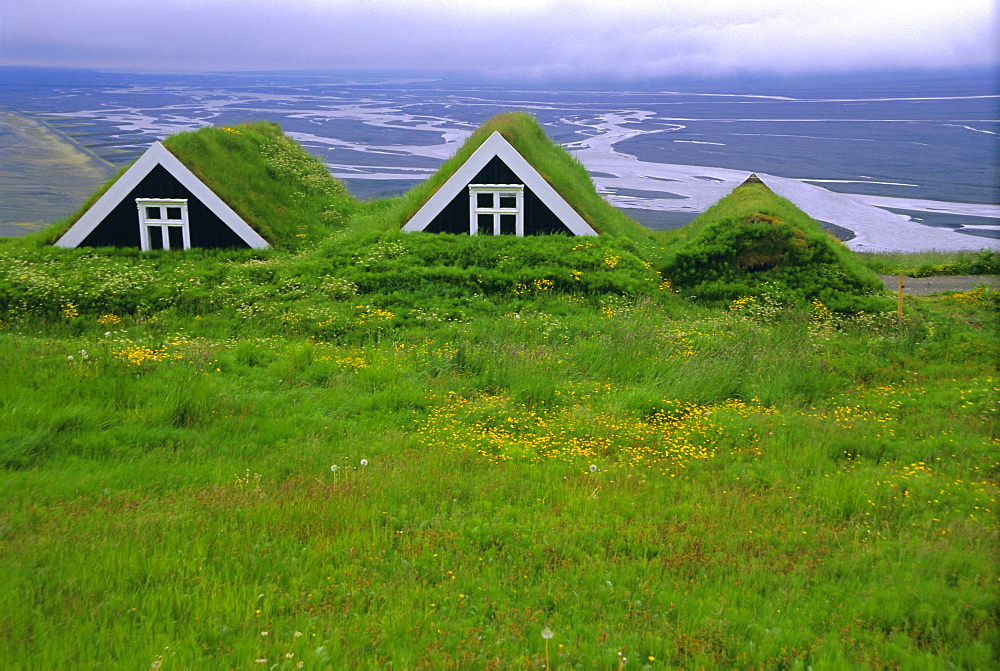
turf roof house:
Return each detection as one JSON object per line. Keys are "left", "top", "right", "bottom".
{"left": 56, "top": 141, "right": 268, "bottom": 250}
{"left": 403, "top": 130, "right": 598, "bottom": 237}
{"left": 660, "top": 169, "right": 889, "bottom": 312}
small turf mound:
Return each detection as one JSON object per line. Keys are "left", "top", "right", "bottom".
{"left": 390, "top": 112, "right": 653, "bottom": 243}
{"left": 661, "top": 179, "right": 890, "bottom": 312}
{"left": 36, "top": 122, "right": 356, "bottom": 250}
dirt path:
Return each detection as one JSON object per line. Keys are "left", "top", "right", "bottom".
{"left": 879, "top": 275, "right": 998, "bottom": 296}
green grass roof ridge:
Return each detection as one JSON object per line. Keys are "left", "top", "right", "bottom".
{"left": 163, "top": 122, "right": 355, "bottom": 248}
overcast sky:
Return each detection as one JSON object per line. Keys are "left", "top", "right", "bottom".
{"left": 1, "top": 0, "right": 996, "bottom": 80}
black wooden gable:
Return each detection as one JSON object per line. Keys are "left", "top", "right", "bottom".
{"left": 80, "top": 165, "right": 250, "bottom": 249}
{"left": 58, "top": 141, "right": 268, "bottom": 250}
{"left": 422, "top": 156, "right": 572, "bottom": 235}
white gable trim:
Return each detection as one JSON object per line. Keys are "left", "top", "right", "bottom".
{"left": 402, "top": 132, "right": 598, "bottom": 236}
{"left": 56, "top": 142, "right": 269, "bottom": 249}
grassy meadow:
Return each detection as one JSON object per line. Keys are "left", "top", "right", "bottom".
{"left": 0, "top": 120, "right": 998, "bottom": 668}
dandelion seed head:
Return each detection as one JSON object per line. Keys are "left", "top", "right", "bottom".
{"left": 67, "top": 355, "right": 74, "bottom": 361}
{"left": 360, "top": 459, "right": 369, "bottom": 467}
{"left": 330, "top": 464, "right": 339, "bottom": 472}
{"left": 589, "top": 464, "right": 597, "bottom": 473}
{"left": 541, "top": 627, "right": 553, "bottom": 639}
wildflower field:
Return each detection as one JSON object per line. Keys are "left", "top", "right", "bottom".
{"left": 0, "top": 225, "right": 997, "bottom": 668}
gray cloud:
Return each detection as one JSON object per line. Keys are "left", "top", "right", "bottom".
{"left": 2, "top": 0, "right": 996, "bottom": 78}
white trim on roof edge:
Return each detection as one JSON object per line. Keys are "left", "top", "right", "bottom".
{"left": 55, "top": 142, "right": 269, "bottom": 249}
{"left": 402, "top": 132, "right": 598, "bottom": 236}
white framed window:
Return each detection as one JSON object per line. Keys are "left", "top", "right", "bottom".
{"left": 469, "top": 184, "right": 523, "bottom": 236}
{"left": 136, "top": 198, "right": 190, "bottom": 251}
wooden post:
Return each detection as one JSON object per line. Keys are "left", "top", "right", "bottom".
{"left": 897, "top": 274, "right": 905, "bottom": 323}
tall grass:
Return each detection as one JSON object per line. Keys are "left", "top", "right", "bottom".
{"left": 0, "top": 226, "right": 997, "bottom": 667}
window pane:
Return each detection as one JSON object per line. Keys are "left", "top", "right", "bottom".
{"left": 498, "top": 194, "right": 517, "bottom": 209}
{"left": 149, "top": 226, "right": 164, "bottom": 250}
{"left": 500, "top": 214, "right": 517, "bottom": 235}
{"left": 145, "top": 206, "right": 161, "bottom": 220}
{"left": 167, "top": 226, "right": 185, "bottom": 250}
{"left": 476, "top": 192, "right": 494, "bottom": 208}
{"left": 166, "top": 207, "right": 182, "bottom": 220}
{"left": 477, "top": 213, "right": 494, "bottom": 235}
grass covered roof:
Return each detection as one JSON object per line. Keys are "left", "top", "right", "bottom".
{"left": 390, "top": 112, "right": 654, "bottom": 243}
{"left": 659, "top": 178, "right": 891, "bottom": 312}
{"left": 38, "top": 122, "right": 355, "bottom": 250}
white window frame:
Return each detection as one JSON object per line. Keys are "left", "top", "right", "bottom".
{"left": 136, "top": 198, "right": 190, "bottom": 251}
{"left": 469, "top": 184, "right": 524, "bottom": 236}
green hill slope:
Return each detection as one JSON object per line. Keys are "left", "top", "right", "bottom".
{"left": 660, "top": 178, "right": 890, "bottom": 312}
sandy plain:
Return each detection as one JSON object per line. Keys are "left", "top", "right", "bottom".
{"left": 0, "top": 111, "right": 114, "bottom": 235}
